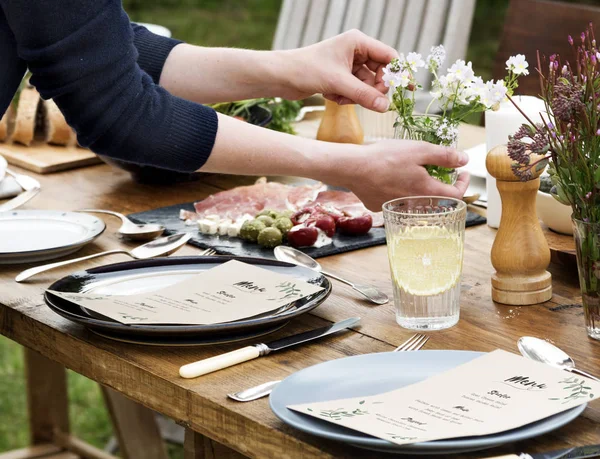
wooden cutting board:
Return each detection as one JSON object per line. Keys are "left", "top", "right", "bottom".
{"left": 0, "top": 142, "right": 101, "bottom": 174}
{"left": 542, "top": 225, "right": 577, "bottom": 266}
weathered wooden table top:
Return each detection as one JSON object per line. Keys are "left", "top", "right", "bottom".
{"left": 0, "top": 125, "right": 598, "bottom": 458}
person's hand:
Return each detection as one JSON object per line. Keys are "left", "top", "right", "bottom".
{"left": 330, "top": 140, "right": 470, "bottom": 211}
{"left": 283, "top": 30, "right": 398, "bottom": 112}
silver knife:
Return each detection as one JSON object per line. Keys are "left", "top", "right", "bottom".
{"left": 489, "top": 444, "right": 600, "bottom": 459}
{"left": 179, "top": 317, "right": 360, "bottom": 379}
{"left": 0, "top": 188, "right": 41, "bottom": 212}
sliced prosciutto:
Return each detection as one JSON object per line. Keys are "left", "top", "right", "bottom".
{"left": 305, "top": 190, "right": 384, "bottom": 227}
{"left": 183, "top": 178, "right": 325, "bottom": 221}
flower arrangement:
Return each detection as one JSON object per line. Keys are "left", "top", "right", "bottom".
{"left": 508, "top": 24, "right": 600, "bottom": 223}
{"left": 383, "top": 46, "right": 528, "bottom": 183}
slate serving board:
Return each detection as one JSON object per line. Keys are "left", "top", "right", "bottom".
{"left": 129, "top": 202, "right": 486, "bottom": 260}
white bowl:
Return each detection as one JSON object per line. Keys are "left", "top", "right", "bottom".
{"left": 536, "top": 190, "right": 573, "bottom": 235}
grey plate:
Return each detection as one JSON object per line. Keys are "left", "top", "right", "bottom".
{"left": 270, "top": 351, "right": 586, "bottom": 455}
{"left": 0, "top": 210, "right": 105, "bottom": 264}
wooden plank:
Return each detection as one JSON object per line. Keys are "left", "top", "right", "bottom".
{"left": 321, "top": 0, "right": 348, "bottom": 39}
{"left": 0, "top": 444, "right": 62, "bottom": 459}
{"left": 301, "top": 1, "right": 330, "bottom": 47}
{"left": 271, "top": 0, "right": 294, "bottom": 50}
{"left": 378, "top": 0, "right": 406, "bottom": 47}
{"left": 360, "top": 0, "right": 386, "bottom": 38}
{"left": 100, "top": 388, "right": 168, "bottom": 459}
{"left": 0, "top": 143, "right": 100, "bottom": 174}
{"left": 342, "top": 0, "right": 367, "bottom": 32}
{"left": 53, "top": 432, "right": 116, "bottom": 459}
{"left": 414, "top": 0, "right": 449, "bottom": 89}
{"left": 396, "top": 0, "right": 426, "bottom": 53}
{"left": 25, "top": 349, "right": 69, "bottom": 445}
{"left": 542, "top": 225, "right": 577, "bottom": 267}
{"left": 442, "top": 0, "right": 476, "bottom": 66}
{"left": 281, "top": 0, "right": 311, "bottom": 50}
{"left": 183, "top": 429, "right": 245, "bottom": 459}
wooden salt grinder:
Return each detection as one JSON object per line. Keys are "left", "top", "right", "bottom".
{"left": 316, "top": 100, "right": 364, "bottom": 144}
{"left": 486, "top": 145, "right": 552, "bottom": 305}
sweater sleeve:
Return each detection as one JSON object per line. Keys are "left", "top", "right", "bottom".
{"left": 131, "top": 23, "right": 182, "bottom": 84}
{"left": 0, "top": 0, "right": 217, "bottom": 173}
{"left": 0, "top": 7, "right": 27, "bottom": 118}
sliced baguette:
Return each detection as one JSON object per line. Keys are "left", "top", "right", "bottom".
{"left": 0, "top": 105, "right": 15, "bottom": 142}
{"left": 11, "top": 85, "right": 40, "bottom": 146}
{"left": 42, "top": 99, "right": 77, "bottom": 147}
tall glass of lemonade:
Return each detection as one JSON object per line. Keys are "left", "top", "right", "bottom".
{"left": 383, "top": 197, "right": 466, "bottom": 330}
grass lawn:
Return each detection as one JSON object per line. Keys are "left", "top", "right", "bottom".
{"left": 0, "top": 0, "right": 510, "bottom": 455}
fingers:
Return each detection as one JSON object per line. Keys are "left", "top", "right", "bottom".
{"left": 415, "top": 143, "right": 469, "bottom": 168}
{"left": 424, "top": 171, "right": 470, "bottom": 199}
{"left": 336, "top": 75, "right": 390, "bottom": 112}
{"left": 351, "top": 30, "right": 398, "bottom": 67}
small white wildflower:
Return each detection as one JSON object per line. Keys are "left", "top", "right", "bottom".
{"left": 480, "top": 80, "right": 507, "bottom": 108}
{"left": 398, "top": 69, "right": 412, "bottom": 88}
{"left": 506, "top": 54, "right": 529, "bottom": 75}
{"left": 446, "top": 59, "right": 475, "bottom": 83}
{"left": 470, "top": 76, "right": 487, "bottom": 98}
{"left": 382, "top": 66, "right": 412, "bottom": 89}
{"left": 434, "top": 118, "right": 459, "bottom": 145}
{"left": 426, "top": 45, "right": 446, "bottom": 72}
{"left": 405, "top": 52, "right": 425, "bottom": 72}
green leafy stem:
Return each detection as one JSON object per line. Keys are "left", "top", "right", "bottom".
{"left": 549, "top": 376, "right": 595, "bottom": 404}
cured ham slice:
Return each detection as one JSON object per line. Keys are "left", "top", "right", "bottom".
{"left": 188, "top": 178, "right": 325, "bottom": 221}
{"left": 306, "top": 190, "right": 384, "bottom": 227}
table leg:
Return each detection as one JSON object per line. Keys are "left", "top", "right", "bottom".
{"left": 24, "top": 348, "right": 69, "bottom": 444}
{"left": 101, "top": 387, "right": 168, "bottom": 459}
{"left": 183, "top": 429, "right": 247, "bottom": 459}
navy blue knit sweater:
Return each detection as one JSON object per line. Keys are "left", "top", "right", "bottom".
{"left": 0, "top": 0, "right": 218, "bottom": 172}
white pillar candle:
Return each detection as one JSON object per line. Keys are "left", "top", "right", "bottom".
{"left": 484, "top": 96, "right": 547, "bottom": 228}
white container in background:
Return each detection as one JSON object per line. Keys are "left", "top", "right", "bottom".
{"left": 484, "top": 96, "right": 547, "bottom": 228}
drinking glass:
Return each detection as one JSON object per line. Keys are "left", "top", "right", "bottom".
{"left": 383, "top": 197, "right": 467, "bottom": 330}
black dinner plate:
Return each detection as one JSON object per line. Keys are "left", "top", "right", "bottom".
{"left": 44, "top": 256, "right": 331, "bottom": 341}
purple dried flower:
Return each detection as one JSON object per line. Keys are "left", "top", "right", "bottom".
{"left": 582, "top": 32, "right": 586, "bottom": 43}
{"left": 552, "top": 80, "right": 585, "bottom": 121}
{"left": 597, "top": 129, "right": 600, "bottom": 136}
{"left": 568, "top": 35, "right": 574, "bottom": 45}
{"left": 549, "top": 54, "right": 556, "bottom": 62}
{"left": 586, "top": 192, "right": 593, "bottom": 200}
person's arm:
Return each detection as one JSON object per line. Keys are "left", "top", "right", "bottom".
{"left": 0, "top": 7, "right": 27, "bottom": 117}
{"left": 131, "top": 23, "right": 182, "bottom": 84}
{"left": 0, "top": 0, "right": 216, "bottom": 172}
{"left": 160, "top": 30, "right": 396, "bottom": 112}
{"left": 201, "top": 114, "right": 470, "bottom": 211}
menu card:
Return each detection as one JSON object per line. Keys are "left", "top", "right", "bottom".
{"left": 289, "top": 350, "right": 600, "bottom": 445}
{"left": 47, "top": 260, "right": 324, "bottom": 325}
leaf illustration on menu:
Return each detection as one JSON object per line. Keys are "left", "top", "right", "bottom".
{"left": 387, "top": 433, "right": 418, "bottom": 441}
{"left": 316, "top": 404, "right": 369, "bottom": 421}
{"left": 549, "top": 377, "right": 594, "bottom": 404}
{"left": 267, "top": 281, "right": 302, "bottom": 301}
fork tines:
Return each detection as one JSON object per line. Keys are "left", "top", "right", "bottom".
{"left": 394, "top": 333, "right": 429, "bottom": 352}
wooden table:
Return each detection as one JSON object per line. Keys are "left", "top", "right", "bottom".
{"left": 0, "top": 125, "right": 599, "bottom": 459}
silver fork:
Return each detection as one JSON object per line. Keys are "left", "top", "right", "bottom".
{"left": 227, "top": 333, "right": 430, "bottom": 402}
{"left": 202, "top": 248, "right": 217, "bottom": 256}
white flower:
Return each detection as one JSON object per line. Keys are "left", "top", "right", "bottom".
{"left": 434, "top": 118, "right": 458, "bottom": 145}
{"left": 446, "top": 59, "right": 475, "bottom": 83}
{"left": 426, "top": 45, "right": 446, "bottom": 72}
{"left": 470, "top": 76, "right": 487, "bottom": 98}
{"left": 480, "top": 80, "right": 507, "bottom": 108}
{"left": 506, "top": 54, "right": 529, "bottom": 75}
{"left": 405, "top": 52, "right": 425, "bottom": 72}
{"left": 382, "top": 66, "right": 412, "bottom": 89}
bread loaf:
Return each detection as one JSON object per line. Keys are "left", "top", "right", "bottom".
{"left": 41, "top": 99, "right": 77, "bottom": 147}
{"left": 11, "top": 85, "right": 40, "bottom": 146}
{"left": 0, "top": 105, "right": 15, "bottom": 142}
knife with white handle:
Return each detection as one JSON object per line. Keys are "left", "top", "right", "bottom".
{"left": 179, "top": 317, "right": 360, "bottom": 379}
{"left": 488, "top": 443, "right": 600, "bottom": 458}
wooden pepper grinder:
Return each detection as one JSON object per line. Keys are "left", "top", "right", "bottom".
{"left": 486, "top": 145, "right": 552, "bottom": 305}
{"left": 316, "top": 100, "right": 364, "bottom": 144}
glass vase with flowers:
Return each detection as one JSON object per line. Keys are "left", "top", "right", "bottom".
{"left": 507, "top": 23, "right": 600, "bottom": 340}
{"left": 383, "top": 46, "right": 529, "bottom": 184}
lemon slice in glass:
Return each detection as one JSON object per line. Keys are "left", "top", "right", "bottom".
{"left": 388, "top": 225, "right": 464, "bottom": 296}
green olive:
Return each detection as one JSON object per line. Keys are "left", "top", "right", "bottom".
{"left": 256, "top": 215, "right": 274, "bottom": 227}
{"left": 240, "top": 219, "right": 266, "bottom": 242}
{"left": 273, "top": 217, "right": 294, "bottom": 236}
{"left": 257, "top": 227, "right": 283, "bottom": 248}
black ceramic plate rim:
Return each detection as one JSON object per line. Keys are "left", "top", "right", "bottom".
{"left": 0, "top": 210, "right": 106, "bottom": 256}
{"left": 44, "top": 255, "right": 331, "bottom": 334}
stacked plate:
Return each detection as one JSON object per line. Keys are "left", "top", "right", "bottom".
{"left": 45, "top": 255, "right": 331, "bottom": 346}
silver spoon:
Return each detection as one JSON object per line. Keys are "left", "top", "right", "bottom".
{"left": 274, "top": 245, "right": 389, "bottom": 305}
{"left": 78, "top": 209, "right": 165, "bottom": 241}
{"left": 518, "top": 336, "right": 599, "bottom": 381}
{"left": 16, "top": 233, "right": 191, "bottom": 282}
